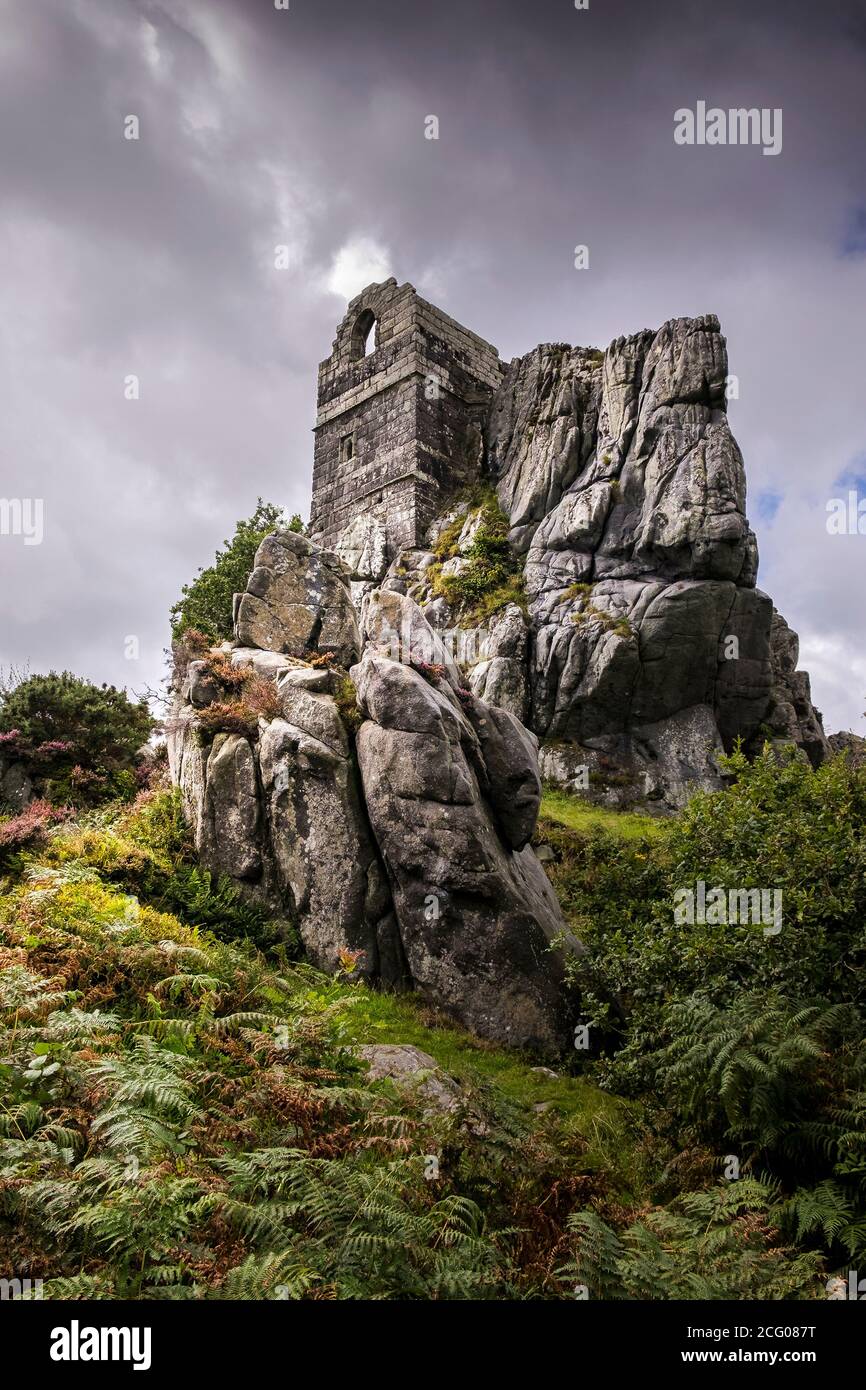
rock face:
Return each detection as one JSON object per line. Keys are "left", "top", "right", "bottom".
{"left": 828, "top": 731, "right": 866, "bottom": 768}
{"left": 757, "top": 610, "right": 830, "bottom": 767}
{"left": 169, "top": 653, "right": 397, "bottom": 984}
{"left": 169, "top": 551, "right": 578, "bottom": 1052}
{"left": 494, "top": 318, "right": 773, "bottom": 789}
{"left": 374, "top": 311, "right": 827, "bottom": 806}
{"left": 0, "top": 758, "right": 33, "bottom": 813}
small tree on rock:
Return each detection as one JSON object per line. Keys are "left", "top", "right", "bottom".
{"left": 170, "top": 500, "right": 304, "bottom": 643}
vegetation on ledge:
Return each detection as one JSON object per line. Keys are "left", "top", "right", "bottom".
{"left": 428, "top": 485, "right": 526, "bottom": 628}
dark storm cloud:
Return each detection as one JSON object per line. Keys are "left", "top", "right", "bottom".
{"left": 0, "top": 0, "right": 864, "bottom": 730}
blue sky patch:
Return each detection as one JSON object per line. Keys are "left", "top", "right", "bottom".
{"left": 841, "top": 206, "right": 866, "bottom": 257}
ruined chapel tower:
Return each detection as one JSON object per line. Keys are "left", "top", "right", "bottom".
{"left": 308, "top": 279, "right": 503, "bottom": 557}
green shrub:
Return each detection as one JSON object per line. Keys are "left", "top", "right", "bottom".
{"left": 560, "top": 1180, "right": 823, "bottom": 1300}
{"left": 566, "top": 751, "right": 866, "bottom": 1072}
{"left": 545, "top": 750, "right": 866, "bottom": 1271}
{"left": 0, "top": 672, "right": 154, "bottom": 808}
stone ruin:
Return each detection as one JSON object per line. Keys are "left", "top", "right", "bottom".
{"left": 169, "top": 280, "right": 832, "bottom": 1050}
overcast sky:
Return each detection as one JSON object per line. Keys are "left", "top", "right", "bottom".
{"left": 1, "top": 0, "right": 864, "bottom": 733}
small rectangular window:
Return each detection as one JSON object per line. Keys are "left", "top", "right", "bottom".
{"left": 340, "top": 433, "right": 355, "bottom": 463}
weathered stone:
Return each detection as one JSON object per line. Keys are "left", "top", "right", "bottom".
{"left": 336, "top": 513, "right": 390, "bottom": 583}
{"left": 230, "top": 648, "right": 297, "bottom": 680}
{"left": 0, "top": 760, "right": 33, "bottom": 812}
{"left": 458, "top": 690, "right": 541, "bottom": 850}
{"left": 356, "top": 1044, "right": 462, "bottom": 1114}
{"left": 167, "top": 666, "right": 401, "bottom": 984}
{"left": 463, "top": 604, "right": 530, "bottom": 723}
{"left": 257, "top": 714, "right": 385, "bottom": 974}
{"left": 487, "top": 344, "right": 602, "bottom": 532}
{"left": 752, "top": 609, "right": 831, "bottom": 767}
{"left": 185, "top": 660, "right": 221, "bottom": 709}
{"left": 828, "top": 730, "right": 866, "bottom": 767}
{"left": 276, "top": 683, "right": 349, "bottom": 756}
{"left": 166, "top": 703, "right": 208, "bottom": 844}
{"left": 360, "top": 586, "right": 462, "bottom": 686}
{"left": 200, "top": 733, "right": 261, "bottom": 880}
{"left": 234, "top": 528, "right": 360, "bottom": 666}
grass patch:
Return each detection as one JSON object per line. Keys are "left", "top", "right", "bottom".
{"left": 540, "top": 788, "right": 667, "bottom": 841}
{"left": 343, "top": 985, "right": 621, "bottom": 1128}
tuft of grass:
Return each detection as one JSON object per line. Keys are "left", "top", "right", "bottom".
{"left": 428, "top": 487, "right": 525, "bottom": 626}
{"left": 556, "top": 582, "right": 592, "bottom": 605}
{"left": 570, "top": 602, "right": 633, "bottom": 638}
{"left": 333, "top": 676, "right": 363, "bottom": 734}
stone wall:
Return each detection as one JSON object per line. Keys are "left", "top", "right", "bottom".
{"left": 308, "top": 278, "right": 503, "bottom": 556}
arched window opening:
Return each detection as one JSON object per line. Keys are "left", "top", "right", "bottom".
{"left": 351, "top": 308, "right": 378, "bottom": 359}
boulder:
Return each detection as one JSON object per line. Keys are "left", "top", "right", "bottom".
{"left": 351, "top": 643, "right": 580, "bottom": 1052}
{"left": 234, "top": 528, "right": 360, "bottom": 666}
{"left": 355, "top": 1044, "right": 462, "bottom": 1114}
{"left": 166, "top": 682, "right": 403, "bottom": 984}
{"left": 753, "top": 609, "right": 830, "bottom": 767}
{"left": 828, "top": 730, "right": 866, "bottom": 768}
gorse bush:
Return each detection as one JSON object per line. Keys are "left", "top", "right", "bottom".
{"left": 0, "top": 672, "right": 154, "bottom": 808}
